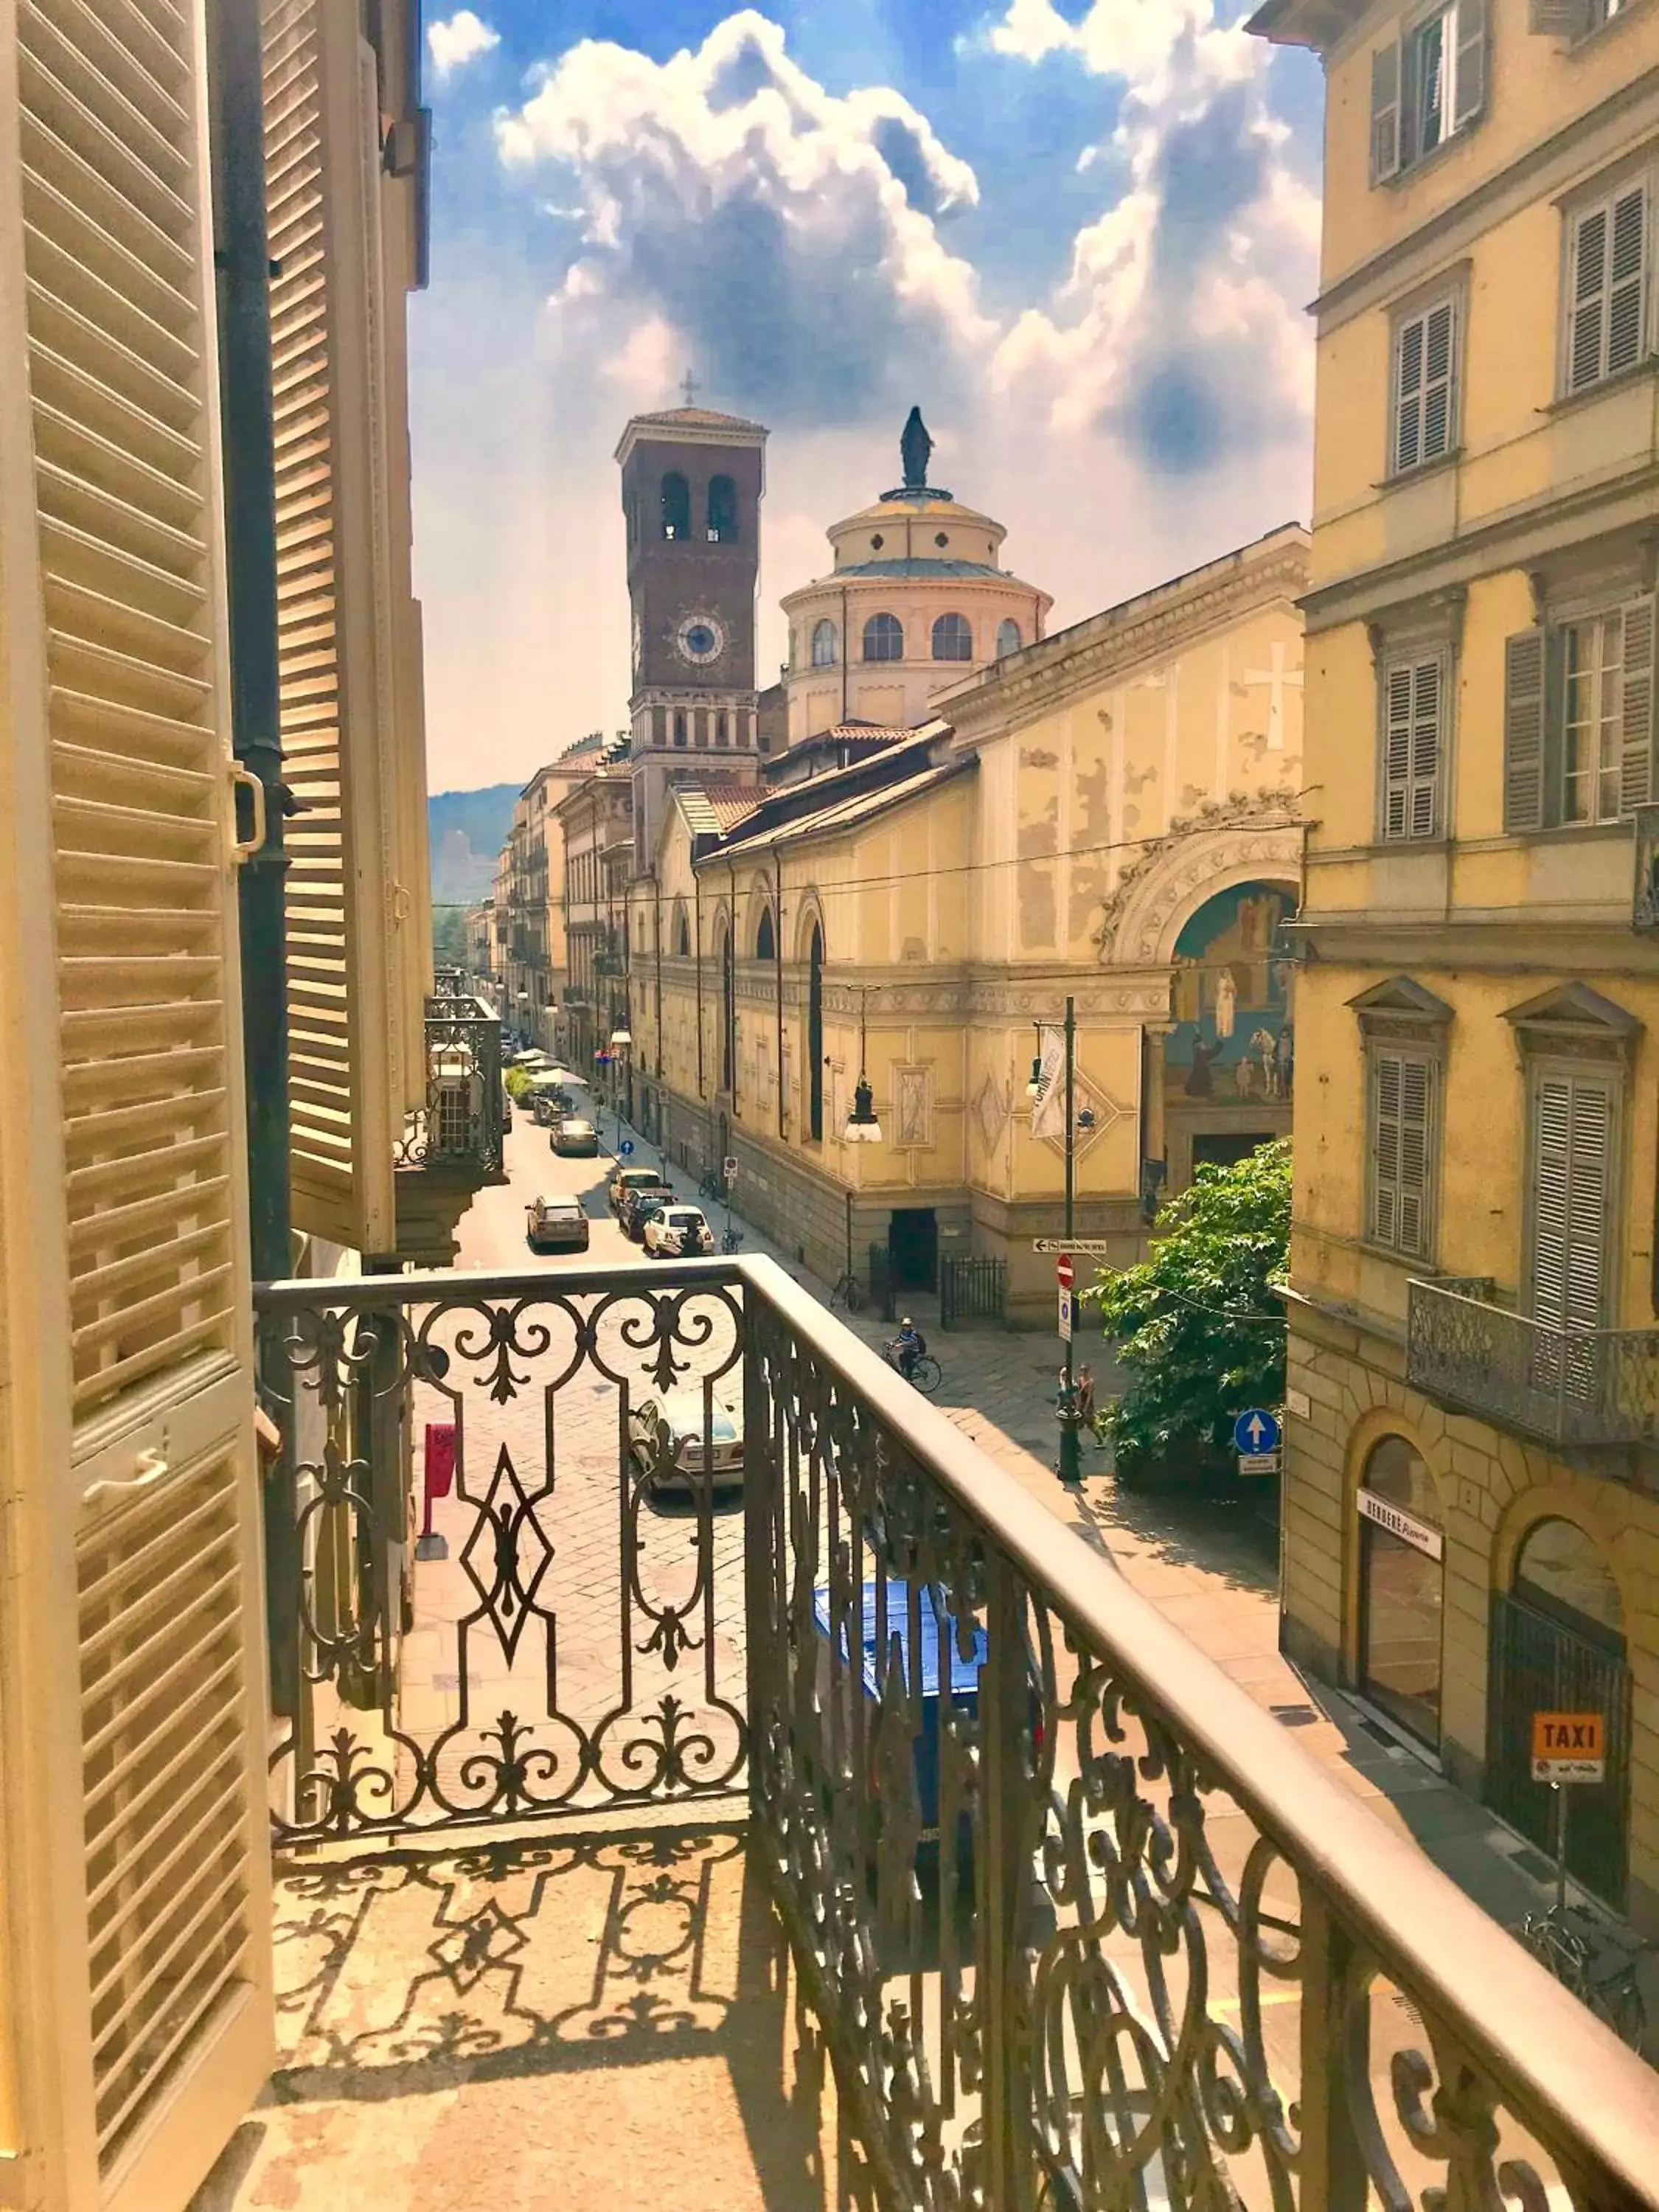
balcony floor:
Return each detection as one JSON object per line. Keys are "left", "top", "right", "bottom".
{"left": 192, "top": 1813, "right": 870, "bottom": 2212}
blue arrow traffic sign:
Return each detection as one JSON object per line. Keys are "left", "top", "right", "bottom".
{"left": 619, "top": 1138, "right": 634, "bottom": 1156}
{"left": 1232, "top": 1408, "right": 1281, "bottom": 1455}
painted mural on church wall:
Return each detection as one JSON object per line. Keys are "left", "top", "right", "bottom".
{"left": 1166, "top": 883, "right": 1297, "bottom": 1102}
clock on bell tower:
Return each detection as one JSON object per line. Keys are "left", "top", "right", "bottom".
{"left": 615, "top": 400, "right": 768, "bottom": 867}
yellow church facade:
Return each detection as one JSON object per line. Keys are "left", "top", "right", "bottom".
{"left": 1252, "top": 0, "right": 1659, "bottom": 1924}
{"left": 627, "top": 526, "right": 1309, "bottom": 1321}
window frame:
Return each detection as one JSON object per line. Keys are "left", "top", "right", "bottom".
{"left": 1377, "top": 647, "right": 1450, "bottom": 843}
{"left": 1503, "top": 593, "right": 1658, "bottom": 831}
{"left": 1559, "top": 172, "right": 1651, "bottom": 400}
{"left": 863, "top": 611, "right": 904, "bottom": 664}
{"left": 931, "top": 611, "right": 974, "bottom": 663}
{"left": 1370, "top": 0, "right": 1487, "bottom": 187}
{"left": 810, "top": 618, "right": 839, "bottom": 668}
{"left": 995, "top": 616, "right": 1023, "bottom": 656}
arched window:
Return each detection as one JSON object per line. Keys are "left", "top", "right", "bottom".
{"left": 707, "top": 474, "right": 738, "bottom": 543}
{"left": 673, "top": 711, "right": 687, "bottom": 748}
{"left": 807, "top": 924, "right": 824, "bottom": 1142}
{"left": 1514, "top": 1519, "right": 1624, "bottom": 1648}
{"left": 932, "top": 611, "right": 973, "bottom": 661}
{"left": 661, "top": 471, "right": 691, "bottom": 540}
{"left": 996, "top": 617, "right": 1023, "bottom": 657}
{"left": 715, "top": 712, "right": 729, "bottom": 748}
{"left": 1357, "top": 1435, "right": 1443, "bottom": 1750}
{"left": 675, "top": 908, "right": 690, "bottom": 957}
{"left": 755, "top": 905, "right": 775, "bottom": 962}
{"left": 811, "top": 619, "right": 838, "bottom": 667}
{"left": 863, "top": 611, "right": 903, "bottom": 663}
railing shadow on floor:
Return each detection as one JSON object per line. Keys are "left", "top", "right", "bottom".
{"left": 239, "top": 1256, "right": 1659, "bottom": 2212}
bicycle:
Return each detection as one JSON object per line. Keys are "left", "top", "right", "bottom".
{"left": 720, "top": 1225, "right": 745, "bottom": 1254}
{"left": 829, "top": 1270, "right": 865, "bottom": 1314}
{"left": 698, "top": 1167, "right": 724, "bottom": 1203}
{"left": 1517, "top": 1902, "right": 1647, "bottom": 2050}
{"left": 883, "top": 1342, "right": 942, "bottom": 1397}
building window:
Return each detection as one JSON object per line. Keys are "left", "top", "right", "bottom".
{"left": 1380, "top": 655, "right": 1444, "bottom": 841}
{"left": 1503, "top": 599, "right": 1656, "bottom": 829}
{"left": 661, "top": 471, "right": 692, "bottom": 540}
{"left": 995, "top": 617, "right": 1022, "bottom": 656}
{"left": 1563, "top": 180, "right": 1647, "bottom": 397}
{"left": 932, "top": 611, "right": 973, "bottom": 661}
{"left": 707, "top": 473, "right": 738, "bottom": 542}
{"left": 1357, "top": 1436, "right": 1444, "bottom": 1750}
{"left": 715, "top": 712, "right": 729, "bottom": 748}
{"left": 1391, "top": 296, "right": 1458, "bottom": 474}
{"left": 811, "top": 618, "right": 838, "bottom": 667}
{"left": 863, "top": 611, "right": 903, "bottom": 662}
{"left": 1367, "top": 1047, "right": 1437, "bottom": 1258}
{"left": 807, "top": 923, "right": 824, "bottom": 1142}
{"left": 1368, "top": 1, "right": 1485, "bottom": 187}
{"left": 755, "top": 906, "right": 775, "bottom": 961}
{"left": 1527, "top": 1066, "right": 1617, "bottom": 1328}
{"left": 675, "top": 908, "right": 689, "bottom": 956}
{"left": 673, "top": 711, "right": 688, "bottom": 748}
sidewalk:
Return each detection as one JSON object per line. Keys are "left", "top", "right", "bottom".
{"left": 603, "top": 1107, "right": 1654, "bottom": 2024}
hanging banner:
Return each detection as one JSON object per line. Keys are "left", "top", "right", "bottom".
{"left": 1032, "top": 1024, "right": 1067, "bottom": 1141}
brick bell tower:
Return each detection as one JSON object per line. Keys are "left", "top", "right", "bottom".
{"left": 616, "top": 397, "right": 769, "bottom": 870}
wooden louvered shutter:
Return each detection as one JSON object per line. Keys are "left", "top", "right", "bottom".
{"left": 1393, "top": 303, "right": 1456, "bottom": 474}
{"left": 1568, "top": 184, "right": 1647, "bottom": 396}
{"left": 1369, "top": 38, "right": 1402, "bottom": 185}
{"left": 1382, "top": 658, "right": 1441, "bottom": 839}
{"left": 262, "top": 0, "right": 406, "bottom": 1250}
{"left": 1453, "top": 0, "right": 1487, "bottom": 128}
{"left": 1503, "top": 627, "right": 1548, "bottom": 831}
{"left": 0, "top": 0, "right": 272, "bottom": 2204}
{"left": 1371, "top": 1050, "right": 1435, "bottom": 1257}
{"left": 1529, "top": 1072, "right": 1614, "bottom": 1329}
{"left": 1618, "top": 594, "right": 1657, "bottom": 814}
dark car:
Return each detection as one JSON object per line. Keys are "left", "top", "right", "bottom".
{"left": 552, "top": 1117, "right": 599, "bottom": 1157}
{"left": 813, "top": 1579, "right": 987, "bottom": 1860}
{"left": 618, "top": 1181, "right": 674, "bottom": 1240}
{"left": 526, "top": 1196, "right": 590, "bottom": 1253}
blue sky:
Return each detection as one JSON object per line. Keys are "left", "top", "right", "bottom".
{"left": 410, "top": 1, "right": 1324, "bottom": 789}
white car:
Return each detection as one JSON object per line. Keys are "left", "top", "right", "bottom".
{"left": 644, "top": 1204, "right": 714, "bottom": 1258}
{"left": 627, "top": 1391, "right": 745, "bottom": 1491}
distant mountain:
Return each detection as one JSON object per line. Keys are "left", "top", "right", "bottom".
{"left": 428, "top": 783, "right": 517, "bottom": 905}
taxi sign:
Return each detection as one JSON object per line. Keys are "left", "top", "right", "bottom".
{"left": 1531, "top": 1711, "right": 1605, "bottom": 1784}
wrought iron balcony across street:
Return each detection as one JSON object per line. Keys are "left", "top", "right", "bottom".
{"left": 394, "top": 995, "right": 506, "bottom": 1180}
{"left": 1408, "top": 1276, "right": 1659, "bottom": 1453}
{"left": 252, "top": 1256, "right": 1659, "bottom": 2210}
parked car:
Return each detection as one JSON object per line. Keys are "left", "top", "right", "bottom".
{"left": 644, "top": 1204, "right": 714, "bottom": 1258}
{"left": 532, "top": 1091, "right": 567, "bottom": 1128}
{"left": 618, "top": 1181, "right": 675, "bottom": 1240}
{"left": 813, "top": 1579, "right": 987, "bottom": 1863}
{"left": 552, "top": 1118, "right": 599, "bottom": 1157}
{"left": 609, "top": 1164, "right": 668, "bottom": 1214}
{"left": 525, "top": 1196, "right": 590, "bottom": 1253}
{"left": 627, "top": 1389, "right": 745, "bottom": 1492}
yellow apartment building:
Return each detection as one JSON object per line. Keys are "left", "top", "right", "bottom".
{"left": 628, "top": 528, "right": 1309, "bottom": 1318}
{"left": 1252, "top": 0, "right": 1659, "bottom": 1922}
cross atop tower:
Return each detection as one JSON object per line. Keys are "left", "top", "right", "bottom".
{"left": 680, "top": 369, "right": 700, "bottom": 407}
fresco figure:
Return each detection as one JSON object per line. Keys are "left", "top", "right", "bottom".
{"left": 1215, "top": 967, "right": 1237, "bottom": 1040}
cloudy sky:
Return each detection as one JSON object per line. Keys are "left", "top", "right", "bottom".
{"left": 410, "top": 1, "right": 1324, "bottom": 793}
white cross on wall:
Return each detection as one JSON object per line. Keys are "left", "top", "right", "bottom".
{"left": 1242, "top": 641, "right": 1304, "bottom": 751}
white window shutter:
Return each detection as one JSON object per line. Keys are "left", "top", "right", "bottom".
{"left": 1606, "top": 184, "right": 1647, "bottom": 380}
{"left": 1453, "top": 0, "right": 1488, "bottom": 128}
{"left": 1530, "top": 1073, "right": 1613, "bottom": 1329}
{"left": 1383, "top": 663, "right": 1413, "bottom": 838}
{"left": 1394, "top": 315, "right": 1425, "bottom": 473}
{"left": 263, "top": 0, "right": 406, "bottom": 1250}
{"left": 0, "top": 0, "right": 272, "bottom": 2202}
{"left": 1569, "top": 202, "right": 1610, "bottom": 393}
{"left": 1371, "top": 1051, "right": 1435, "bottom": 1256}
{"left": 1503, "top": 627, "right": 1548, "bottom": 831}
{"left": 1422, "top": 300, "right": 1456, "bottom": 461}
{"left": 1382, "top": 658, "right": 1440, "bottom": 839}
{"left": 1370, "top": 38, "right": 1402, "bottom": 185}
{"left": 1619, "top": 594, "right": 1657, "bottom": 813}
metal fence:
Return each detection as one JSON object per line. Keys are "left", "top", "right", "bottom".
{"left": 394, "top": 996, "right": 507, "bottom": 1178}
{"left": 939, "top": 1253, "right": 1007, "bottom": 1329}
{"left": 254, "top": 1258, "right": 1659, "bottom": 2211}
{"left": 1407, "top": 1277, "right": 1659, "bottom": 1451}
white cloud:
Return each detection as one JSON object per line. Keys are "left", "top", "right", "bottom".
{"left": 427, "top": 10, "right": 500, "bottom": 81}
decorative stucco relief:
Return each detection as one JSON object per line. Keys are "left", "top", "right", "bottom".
{"left": 1094, "top": 793, "right": 1303, "bottom": 967}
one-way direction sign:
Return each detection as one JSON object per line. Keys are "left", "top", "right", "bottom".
{"left": 1032, "top": 1238, "right": 1113, "bottom": 1256}
{"left": 1232, "top": 1408, "right": 1282, "bottom": 1456}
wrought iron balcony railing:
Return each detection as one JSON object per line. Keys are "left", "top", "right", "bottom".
{"left": 394, "top": 995, "right": 505, "bottom": 1178}
{"left": 251, "top": 1256, "right": 1659, "bottom": 2209}
{"left": 1408, "top": 1276, "right": 1659, "bottom": 1451}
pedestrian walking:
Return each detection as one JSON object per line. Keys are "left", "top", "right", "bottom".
{"left": 1075, "top": 1362, "right": 1097, "bottom": 1427}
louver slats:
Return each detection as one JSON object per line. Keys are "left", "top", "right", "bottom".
{"left": 262, "top": 0, "right": 402, "bottom": 1249}
{"left": 1, "top": 0, "right": 272, "bottom": 2195}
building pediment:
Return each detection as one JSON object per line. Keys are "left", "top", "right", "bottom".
{"left": 1347, "top": 977, "right": 1455, "bottom": 1028}
{"left": 1503, "top": 981, "right": 1642, "bottom": 1061}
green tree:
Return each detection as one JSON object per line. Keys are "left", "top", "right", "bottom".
{"left": 1084, "top": 1139, "right": 1291, "bottom": 1488}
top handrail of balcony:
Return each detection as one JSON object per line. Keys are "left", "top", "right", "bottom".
{"left": 251, "top": 1253, "right": 1659, "bottom": 2204}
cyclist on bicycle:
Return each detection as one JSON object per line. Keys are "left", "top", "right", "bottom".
{"left": 888, "top": 1315, "right": 926, "bottom": 1382}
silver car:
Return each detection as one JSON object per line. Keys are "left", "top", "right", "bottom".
{"left": 627, "top": 1391, "right": 745, "bottom": 1492}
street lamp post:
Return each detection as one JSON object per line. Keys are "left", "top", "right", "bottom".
{"left": 608, "top": 1026, "right": 633, "bottom": 1154}
{"left": 1030, "top": 995, "right": 1095, "bottom": 1486}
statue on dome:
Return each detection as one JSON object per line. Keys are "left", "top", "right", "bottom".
{"left": 900, "top": 406, "right": 933, "bottom": 492}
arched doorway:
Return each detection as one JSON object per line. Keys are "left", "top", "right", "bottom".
{"left": 1355, "top": 1435, "right": 1444, "bottom": 1750}
{"left": 1160, "top": 880, "right": 1298, "bottom": 1189}
{"left": 807, "top": 924, "right": 824, "bottom": 1142}
{"left": 1487, "top": 1517, "right": 1630, "bottom": 1905}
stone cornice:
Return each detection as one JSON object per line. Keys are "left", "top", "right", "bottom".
{"left": 942, "top": 539, "right": 1310, "bottom": 746}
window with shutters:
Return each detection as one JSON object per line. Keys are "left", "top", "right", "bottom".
{"left": 1369, "top": 1, "right": 1487, "bottom": 185}
{"left": 1380, "top": 655, "right": 1446, "bottom": 841}
{"left": 1503, "top": 598, "right": 1657, "bottom": 830}
{"left": 1562, "top": 181, "right": 1649, "bottom": 396}
{"left": 1367, "top": 1048, "right": 1439, "bottom": 1259}
{"left": 1526, "top": 1067, "right": 1618, "bottom": 1329}
{"left": 1391, "top": 296, "right": 1459, "bottom": 474}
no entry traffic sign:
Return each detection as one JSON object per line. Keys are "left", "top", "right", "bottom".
{"left": 1057, "top": 1253, "right": 1074, "bottom": 1291}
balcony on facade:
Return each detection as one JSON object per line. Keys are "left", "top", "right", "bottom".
{"left": 223, "top": 1255, "right": 1659, "bottom": 2211}
{"left": 392, "top": 992, "right": 508, "bottom": 1262}
{"left": 1407, "top": 1276, "right": 1659, "bottom": 1455}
